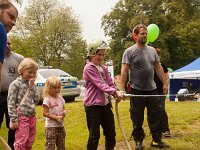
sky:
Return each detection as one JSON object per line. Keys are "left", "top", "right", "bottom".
{"left": 64, "top": 0, "right": 119, "bottom": 43}
{"left": 12, "top": 0, "right": 119, "bottom": 43}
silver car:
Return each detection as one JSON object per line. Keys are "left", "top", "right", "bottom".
{"left": 36, "top": 68, "right": 81, "bottom": 102}
{"left": 77, "top": 80, "right": 85, "bottom": 98}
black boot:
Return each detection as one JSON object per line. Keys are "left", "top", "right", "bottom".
{"left": 135, "top": 141, "right": 144, "bottom": 150}
{"left": 151, "top": 140, "right": 169, "bottom": 149}
{"left": 151, "top": 132, "right": 169, "bottom": 149}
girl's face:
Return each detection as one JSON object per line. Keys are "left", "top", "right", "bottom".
{"left": 91, "top": 49, "right": 105, "bottom": 65}
{"left": 21, "top": 68, "right": 37, "bottom": 80}
{"left": 0, "top": 7, "right": 18, "bottom": 33}
{"left": 49, "top": 86, "right": 61, "bottom": 98}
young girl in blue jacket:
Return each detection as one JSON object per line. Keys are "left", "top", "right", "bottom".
{"left": 83, "top": 39, "right": 121, "bottom": 150}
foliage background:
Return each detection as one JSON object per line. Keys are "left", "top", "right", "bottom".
{"left": 10, "top": 0, "right": 87, "bottom": 79}
{"left": 8, "top": 0, "right": 200, "bottom": 78}
{"left": 102, "top": 0, "right": 200, "bottom": 75}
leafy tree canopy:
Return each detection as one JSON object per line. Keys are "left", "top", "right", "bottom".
{"left": 102, "top": 0, "right": 200, "bottom": 74}
{"left": 11, "top": 0, "right": 87, "bottom": 79}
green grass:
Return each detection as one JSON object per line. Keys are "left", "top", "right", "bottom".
{"left": 1, "top": 100, "right": 200, "bottom": 149}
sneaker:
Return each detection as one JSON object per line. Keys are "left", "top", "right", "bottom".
{"left": 151, "top": 141, "right": 170, "bottom": 149}
{"left": 163, "top": 131, "right": 171, "bottom": 137}
{"left": 135, "top": 142, "right": 144, "bottom": 150}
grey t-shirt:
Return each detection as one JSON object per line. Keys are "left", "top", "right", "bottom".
{"left": 1, "top": 52, "right": 24, "bottom": 91}
{"left": 121, "top": 45, "right": 160, "bottom": 91}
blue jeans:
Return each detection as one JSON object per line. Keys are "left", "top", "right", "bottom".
{"left": 85, "top": 103, "right": 116, "bottom": 150}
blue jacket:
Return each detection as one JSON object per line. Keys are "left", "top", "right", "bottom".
{"left": 0, "top": 22, "right": 7, "bottom": 63}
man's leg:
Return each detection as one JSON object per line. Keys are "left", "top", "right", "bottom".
{"left": 0, "top": 105, "right": 4, "bottom": 129}
{"left": 0, "top": 95, "right": 6, "bottom": 128}
{"left": 147, "top": 91, "right": 169, "bottom": 148}
{"left": 147, "top": 91, "right": 163, "bottom": 142}
{"left": 162, "top": 99, "right": 171, "bottom": 136}
{"left": 130, "top": 89, "right": 147, "bottom": 150}
{"left": 130, "top": 89, "right": 146, "bottom": 142}
{"left": 5, "top": 105, "right": 15, "bottom": 150}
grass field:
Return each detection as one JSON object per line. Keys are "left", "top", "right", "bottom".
{"left": 1, "top": 99, "right": 200, "bottom": 150}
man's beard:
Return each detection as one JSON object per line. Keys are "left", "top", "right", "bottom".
{"left": 140, "top": 38, "right": 147, "bottom": 44}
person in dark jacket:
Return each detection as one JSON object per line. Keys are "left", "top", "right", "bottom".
{"left": 154, "top": 47, "right": 171, "bottom": 137}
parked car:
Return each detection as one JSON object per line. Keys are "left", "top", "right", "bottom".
{"left": 78, "top": 80, "right": 85, "bottom": 87}
{"left": 176, "top": 88, "right": 190, "bottom": 101}
{"left": 77, "top": 80, "right": 85, "bottom": 98}
{"left": 35, "top": 68, "right": 80, "bottom": 103}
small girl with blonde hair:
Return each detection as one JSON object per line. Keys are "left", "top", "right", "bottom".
{"left": 42, "top": 76, "right": 66, "bottom": 150}
{"left": 7, "top": 58, "right": 39, "bottom": 150}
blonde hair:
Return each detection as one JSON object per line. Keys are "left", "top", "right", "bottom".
{"left": 18, "top": 58, "right": 39, "bottom": 75}
{"left": 42, "top": 76, "right": 62, "bottom": 98}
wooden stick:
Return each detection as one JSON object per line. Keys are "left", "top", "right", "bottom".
{"left": 115, "top": 102, "right": 132, "bottom": 150}
{"left": 0, "top": 136, "right": 12, "bottom": 150}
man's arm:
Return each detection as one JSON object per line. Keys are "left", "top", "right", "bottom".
{"left": 164, "top": 71, "right": 169, "bottom": 85}
{"left": 154, "top": 62, "right": 168, "bottom": 94}
{"left": 120, "top": 63, "right": 129, "bottom": 91}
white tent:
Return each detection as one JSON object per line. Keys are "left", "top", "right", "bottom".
{"left": 170, "top": 57, "right": 200, "bottom": 79}
{"left": 170, "top": 70, "right": 200, "bottom": 79}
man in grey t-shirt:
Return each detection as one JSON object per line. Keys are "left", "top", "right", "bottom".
{"left": 120, "top": 24, "right": 169, "bottom": 150}
{"left": 0, "top": 37, "right": 24, "bottom": 150}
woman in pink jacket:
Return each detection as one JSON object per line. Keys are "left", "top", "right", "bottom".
{"left": 83, "top": 39, "right": 121, "bottom": 150}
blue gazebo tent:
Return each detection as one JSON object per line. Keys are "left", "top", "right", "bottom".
{"left": 169, "top": 57, "right": 200, "bottom": 101}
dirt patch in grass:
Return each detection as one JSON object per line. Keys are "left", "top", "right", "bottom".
{"left": 188, "top": 121, "right": 200, "bottom": 130}
{"left": 98, "top": 141, "right": 135, "bottom": 150}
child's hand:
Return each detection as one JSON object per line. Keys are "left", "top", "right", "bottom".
{"left": 10, "top": 122, "right": 18, "bottom": 130}
{"left": 29, "top": 77, "right": 36, "bottom": 87}
{"left": 61, "top": 110, "right": 66, "bottom": 118}
{"left": 56, "top": 116, "right": 63, "bottom": 123}
{"left": 114, "top": 91, "right": 122, "bottom": 103}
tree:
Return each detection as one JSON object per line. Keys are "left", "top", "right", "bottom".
{"left": 102, "top": 0, "right": 200, "bottom": 74}
{"left": 11, "top": 0, "right": 87, "bottom": 79}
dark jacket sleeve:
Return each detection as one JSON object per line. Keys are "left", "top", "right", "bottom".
{"left": 161, "top": 62, "right": 168, "bottom": 73}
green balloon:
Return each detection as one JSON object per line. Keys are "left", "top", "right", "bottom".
{"left": 167, "top": 68, "right": 173, "bottom": 73}
{"left": 146, "top": 38, "right": 149, "bottom": 45}
{"left": 147, "top": 24, "right": 159, "bottom": 42}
